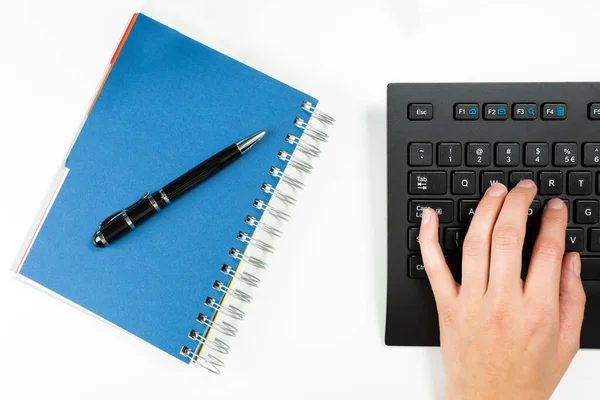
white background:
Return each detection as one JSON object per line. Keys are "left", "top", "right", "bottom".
{"left": 1, "top": 0, "right": 600, "bottom": 399}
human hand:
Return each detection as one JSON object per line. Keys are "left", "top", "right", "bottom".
{"left": 418, "top": 180, "right": 586, "bottom": 400}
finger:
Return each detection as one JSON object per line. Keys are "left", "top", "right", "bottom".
{"left": 525, "top": 198, "right": 568, "bottom": 302}
{"left": 461, "top": 183, "right": 508, "bottom": 298}
{"left": 419, "top": 208, "right": 459, "bottom": 305}
{"left": 488, "top": 180, "right": 537, "bottom": 294}
{"left": 558, "top": 253, "right": 586, "bottom": 360}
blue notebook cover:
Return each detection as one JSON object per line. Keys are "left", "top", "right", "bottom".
{"left": 17, "top": 13, "right": 318, "bottom": 363}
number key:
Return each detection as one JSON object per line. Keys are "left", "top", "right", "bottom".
{"left": 438, "top": 143, "right": 461, "bottom": 166}
{"left": 525, "top": 143, "right": 549, "bottom": 167}
{"left": 466, "top": 143, "right": 491, "bottom": 166}
{"left": 496, "top": 143, "right": 519, "bottom": 166}
{"left": 554, "top": 143, "right": 578, "bottom": 166}
{"left": 584, "top": 143, "right": 600, "bottom": 166}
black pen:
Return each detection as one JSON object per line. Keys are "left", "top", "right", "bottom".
{"left": 93, "top": 130, "right": 266, "bottom": 247}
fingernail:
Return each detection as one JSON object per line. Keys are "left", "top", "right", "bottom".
{"left": 517, "top": 179, "right": 535, "bottom": 188}
{"left": 573, "top": 253, "right": 581, "bottom": 277}
{"left": 422, "top": 208, "right": 431, "bottom": 224}
{"left": 547, "top": 198, "right": 564, "bottom": 210}
{"left": 486, "top": 183, "right": 507, "bottom": 197}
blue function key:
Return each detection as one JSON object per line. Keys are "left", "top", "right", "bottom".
{"left": 484, "top": 103, "right": 509, "bottom": 120}
{"left": 590, "top": 103, "right": 600, "bottom": 120}
{"left": 454, "top": 103, "right": 480, "bottom": 120}
{"left": 513, "top": 103, "right": 538, "bottom": 120}
{"left": 542, "top": 103, "right": 567, "bottom": 120}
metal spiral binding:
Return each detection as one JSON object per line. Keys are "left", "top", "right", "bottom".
{"left": 213, "top": 280, "right": 253, "bottom": 303}
{"left": 285, "top": 134, "right": 321, "bottom": 158}
{"left": 221, "top": 264, "right": 261, "bottom": 288}
{"left": 229, "top": 248, "right": 268, "bottom": 269}
{"left": 302, "top": 101, "right": 336, "bottom": 125}
{"left": 204, "top": 296, "right": 245, "bottom": 320}
{"left": 245, "top": 215, "right": 283, "bottom": 238}
{"left": 269, "top": 167, "right": 305, "bottom": 190}
{"left": 180, "top": 346, "right": 223, "bottom": 374}
{"left": 261, "top": 183, "right": 297, "bottom": 206}
{"left": 237, "top": 231, "right": 275, "bottom": 253}
{"left": 254, "top": 198, "right": 290, "bottom": 221}
{"left": 184, "top": 101, "right": 333, "bottom": 373}
{"left": 294, "top": 117, "right": 329, "bottom": 142}
{"left": 277, "top": 151, "right": 313, "bottom": 174}
{"left": 188, "top": 330, "right": 231, "bottom": 354}
{"left": 197, "top": 313, "right": 238, "bottom": 337}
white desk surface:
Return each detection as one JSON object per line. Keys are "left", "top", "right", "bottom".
{"left": 1, "top": 0, "right": 599, "bottom": 398}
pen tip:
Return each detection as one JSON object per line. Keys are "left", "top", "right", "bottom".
{"left": 236, "top": 130, "right": 267, "bottom": 154}
{"left": 93, "top": 232, "right": 107, "bottom": 248}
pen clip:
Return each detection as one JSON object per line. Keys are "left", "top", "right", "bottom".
{"left": 99, "top": 193, "right": 150, "bottom": 229}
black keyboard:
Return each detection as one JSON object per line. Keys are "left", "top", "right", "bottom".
{"left": 386, "top": 83, "right": 600, "bottom": 349}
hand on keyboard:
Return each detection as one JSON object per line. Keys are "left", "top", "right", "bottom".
{"left": 419, "top": 181, "right": 586, "bottom": 400}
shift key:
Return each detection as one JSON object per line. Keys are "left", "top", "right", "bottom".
{"left": 408, "top": 200, "right": 454, "bottom": 223}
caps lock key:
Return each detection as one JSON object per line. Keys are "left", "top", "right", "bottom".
{"left": 408, "top": 200, "right": 454, "bottom": 223}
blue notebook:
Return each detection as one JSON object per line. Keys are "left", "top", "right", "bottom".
{"left": 16, "top": 13, "right": 331, "bottom": 368}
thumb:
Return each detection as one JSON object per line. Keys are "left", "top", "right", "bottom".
{"left": 558, "top": 252, "right": 586, "bottom": 359}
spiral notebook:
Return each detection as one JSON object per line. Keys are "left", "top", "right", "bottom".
{"left": 15, "top": 13, "right": 333, "bottom": 372}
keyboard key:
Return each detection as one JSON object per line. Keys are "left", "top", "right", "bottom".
{"left": 409, "top": 172, "right": 447, "bottom": 195}
{"left": 509, "top": 171, "right": 534, "bottom": 189}
{"left": 589, "top": 229, "right": 600, "bottom": 252}
{"left": 513, "top": 103, "right": 538, "bottom": 120}
{"left": 581, "top": 258, "right": 600, "bottom": 280}
{"left": 408, "top": 256, "right": 427, "bottom": 279}
{"left": 566, "top": 228, "right": 584, "bottom": 252}
{"left": 408, "top": 227, "right": 421, "bottom": 251}
{"left": 583, "top": 143, "right": 600, "bottom": 166}
{"left": 452, "top": 171, "right": 476, "bottom": 195}
{"left": 589, "top": 103, "right": 600, "bottom": 120}
{"left": 528, "top": 200, "right": 542, "bottom": 223}
{"left": 554, "top": 143, "right": 578, "bottom": 166}
{"left": 408, "top": 103, "right": 434, "bottom": 120}
{"left": 496, "top": 143, "right": 519, "bottom": 166}
{"left": 542, "top": 103, "right": 567, "bottom": 120}
{"left": 444, "top": 228, "right": 467, "bottom": 252}
{"left": 575, "top": 200, "right": 599, "bottom": 224}
{"left": 455, "top": 103, "right": 480, "bottom": 120}
{"left": 568, "top": 171, "right": 592, "bottom": 195}
{"left": 539, "top": 171, "right": 563, "bottom": 195}
{"left": 484, "top": 103, "right": 509, "bottom": 120}
{"left": 409, "top": 143, "right": 433, "bottom": 166}
{"left": 466, "top": 143, "right": 491, "bottom": 166}
{"left": 438, "top": 143, "right": 462, "bottom": 166}
{"left": 459, "top": 200, "right": 479, "bottom": 223}
{"left": 408, "top": 200, "right": 454, "bottom": 223}
{"left": 525, "top": 143, "right": 549, "bottom": 167}
{"left": 544, "top": 199, "right": 570, "bottom": 222}
{"left": 408, "top": 255, "right": 453, "bottom": 279}
{"left": 480, "top": 171, "right": 506, "bottom": 194}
